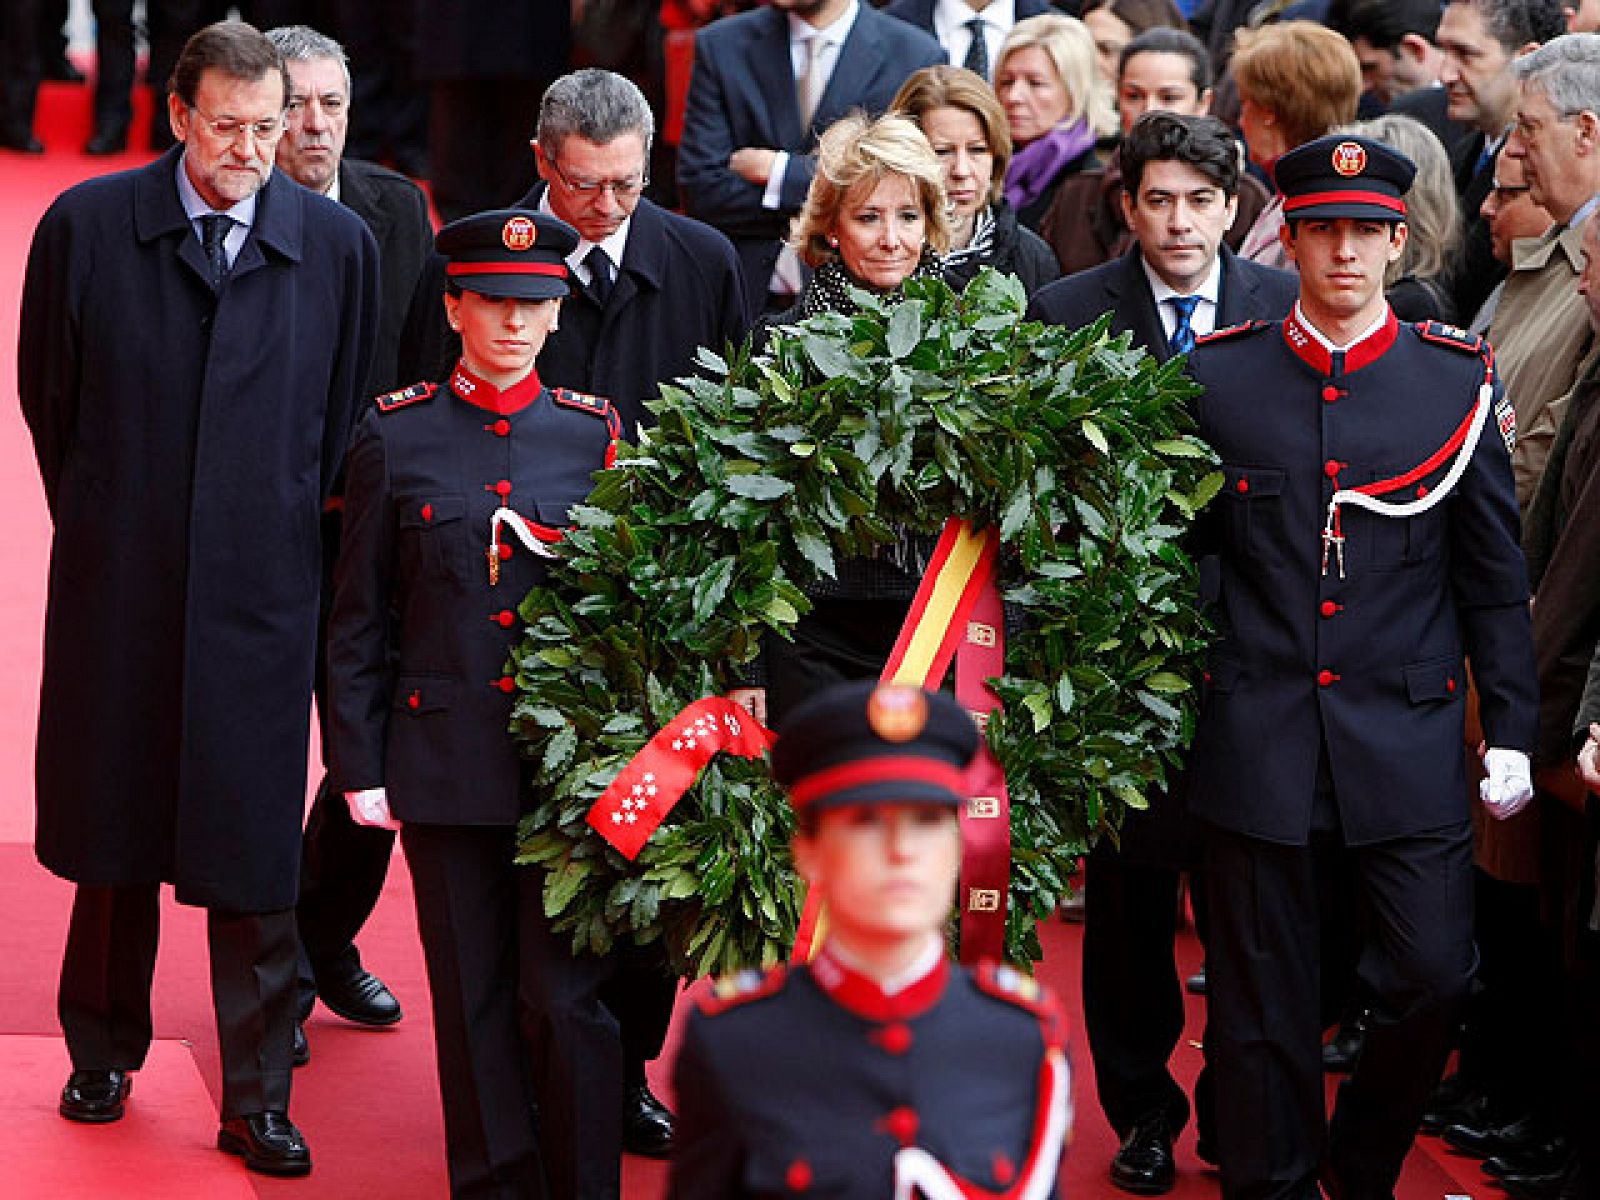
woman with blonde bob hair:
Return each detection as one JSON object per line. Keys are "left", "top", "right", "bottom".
{"left": 994, "top": 13, "right": 1118, "bottom": 232}
{"left": 778, "top": 111, "right": 950, "bottom": 322}
{"left": 893, "top": 65, "right": 1061, "bottom": 296}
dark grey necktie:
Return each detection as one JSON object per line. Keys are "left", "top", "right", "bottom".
{"left": 586, "top": 245, "right": 614, "bottom": 306}
{"left": 1169, "top": 294, "right": 1200, "bottom": 355}
{"left": 200, "top": 213, "right": 231, "bottom": 289}
{"left": 962, "top": 18, "right": 989, "bottom": 80}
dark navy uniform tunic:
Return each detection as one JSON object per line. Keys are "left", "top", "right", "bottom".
{"left": 1186, "top": 309, "right": 1538, "bottom": 845}
{"left": 326, "top": 361, "right": 618, "bottom": 824}
{"left": 670, "top": 949, "right": 1069, "bottom": 1199}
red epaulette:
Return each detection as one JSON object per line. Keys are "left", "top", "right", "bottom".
{"left": 974, "top": 961, "right": 1067, "bottom": 1050}
{"left": 695, "top": 965, "right": 789, "bottom": 1017}
{"left": 375, "top": 381, "right": 438, "bottom": 413}
{"left": 1414, "top": 320, "right": 1484, "bottom": 356}
{"left": 1196, "top": 320, "right": 1270, "bottom": 346}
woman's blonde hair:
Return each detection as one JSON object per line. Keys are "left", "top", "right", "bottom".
{"left": 1231, "top": 21, "right": 1362, "bottom": 151}
{"left": 1347, "top": 113, "right": 1461, "bottom": 288}
{"left": 892, "top": 65, "right": 1013, "bottom": 206}
{"left": 995, "top": 13, "right": 1118, "bottom": 142}
{"left": 789, "top": 112, "right": 952, "bottom": 269}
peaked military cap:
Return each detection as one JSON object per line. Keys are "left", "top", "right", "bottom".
{"left": 436, "top": 209, "right": 577, "bottom": 301}
{"left": 772, "top": 682, "right": 979, "bottom": 813}
{"left": 1276, "top": 134, "right": 1416, "bottom": 223}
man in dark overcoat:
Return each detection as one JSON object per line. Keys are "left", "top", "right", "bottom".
{"left": 1029, "top": 111, "right": 1299, "bottom": 1195}
{"left": 267, "top": 20, "right": 435, "bottom": 1052}
{"left": 16, "top": 19, "right": 377, "bottom": 1178}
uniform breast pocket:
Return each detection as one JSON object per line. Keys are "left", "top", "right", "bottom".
{"left": 1357, "top": 467, "right": 1447, "bottom": 571}
{"left": 397, "top": 494, "right": 470, "bottom": 581}
{"left": 1218, "top": 465, "right": 1287, "bottom": 561}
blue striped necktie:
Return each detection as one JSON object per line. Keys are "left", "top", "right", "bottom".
{"left": 1169, "top": 294, "right": 1200, "bottom": 355}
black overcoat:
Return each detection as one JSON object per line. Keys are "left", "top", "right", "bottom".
{"left": 18, "top": 147, "right": 379, "bottom": 912}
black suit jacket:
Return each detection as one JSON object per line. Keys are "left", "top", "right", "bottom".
{"left": 678, "top": 2, "right": 945, "bottom": 310}
{"left": 1027, "top": 245, "right": 1299, "bottom": 362}
{"left": 339, "top": 157, "right": 435, "bottom": 398}
{"left": 880, "top": 0, "right": 1054, "bottom": 45}
{"left": 1026, "top": 245, "right": 1297, "bottom": 861}
{"left": 1388, "top": 84, "right": 1474, "bottom": 161}
{"left": 1447, "top": 129, "right": 1505, "bottom": 323}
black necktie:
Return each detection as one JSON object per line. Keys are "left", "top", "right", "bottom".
{"left": 586, "top": 245, "right": 614, "bottom": 306}
{"left": 200, "top": 213, "right": 231, "bottom": 290}
{"left": 1169, "top": 295, "right": 1200, "bottom": 355}
{"left": 962, "top": 18, "right": 989, "bottom": 80}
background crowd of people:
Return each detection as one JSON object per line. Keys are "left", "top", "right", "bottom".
{"left": 10, "top": 0, "right": 1600, "bottom": 1198}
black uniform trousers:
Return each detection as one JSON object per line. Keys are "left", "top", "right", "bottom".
{"left": 426, "top": 79, "right": 544, "bottom": 225}
{"left": 404, "top": 821, "right": 666, "bottom": 1200}
{"left": 58, "top": 883, "right": 298, "bottom": 1118}
{"left": 88, "top": 0, "right": 200, "bottom": 138}
{"left": 1204, "top": 822, "right": 1474, "bottom": 1200}
{"left": 1083, "top": 843, "right": 1212, "bottom": 1140}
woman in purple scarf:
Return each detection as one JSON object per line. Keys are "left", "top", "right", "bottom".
{"left": 995, "top": 13, "right": 1117, "bottom": 233}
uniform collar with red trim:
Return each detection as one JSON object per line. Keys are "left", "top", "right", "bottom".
{"left": 810, "top": 939, "right": 949, "bottom": 1022}
{"left": 450, "top": 361, "right": 542, "bottom": 415}
{"left": 1281, "top": 303, "right": 1397, "bottom": 376}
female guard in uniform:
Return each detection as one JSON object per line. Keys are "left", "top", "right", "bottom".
{"left": 325, "top": 209, "right": 621, "bottom": 1197}
{"left": 670, "top": 681, "right": 1072, "bottom": 1198}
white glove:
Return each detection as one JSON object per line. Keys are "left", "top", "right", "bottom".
{"left": 346, "top": 787, "right": 401, "bottom": 830}
{"left": 1479, "top": 748, "right": 1534, "bottom": 821}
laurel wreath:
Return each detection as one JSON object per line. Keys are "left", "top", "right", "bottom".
{"left": 509, "top": 270, "right": 1221, "bottom": 977}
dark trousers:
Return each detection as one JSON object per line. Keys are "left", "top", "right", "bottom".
{"left": 1083, "top": 845, "right": 1212, "bottom": 1140}
{"left": 0, "top": 0, "right": 41, "bottom": 134}
{"left": 1204, "top": 824, "right": 1474, "bottom": 1200}
{"left": 295, "top": 775, "right": 395, "bottom": 1017}
{"left": 58, "top": 883, "right": 299, "bottom": 1118}
{"left": 89, "top": 0, "right": 200, "bottom": 134}
{"left": 404, "top": 822, "right": 666, "bottom": 1200}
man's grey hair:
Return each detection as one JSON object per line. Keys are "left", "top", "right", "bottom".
{"left": 264, "top": 24, "right": 351, "bottom": 92}
{"left": 1510, "top": 33, "right": 1600, "bottom": 117}
{"left": 536, "top": 68, "right": 655, "bottom": 156}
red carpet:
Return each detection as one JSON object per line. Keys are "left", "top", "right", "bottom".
{"left": 0, "top": 77, "right": 1489, "bottom": 1198}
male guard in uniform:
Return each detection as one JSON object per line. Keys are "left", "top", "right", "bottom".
{"left": 1184, "top": 135, "right": 1540, "bottom": 1200}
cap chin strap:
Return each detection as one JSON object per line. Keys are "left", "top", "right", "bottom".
{"left": 1320, "top": 374, "right": 1493, "bottom": 578}
{"left": 891, "top": 1050, "right": 1071, "bottom": 1200}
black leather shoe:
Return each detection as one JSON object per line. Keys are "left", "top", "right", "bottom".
{"left": 1321, "top": 1011, "right": 1367, "bottom": 1074}
{"left": 1484, "top": 1135, "right": 1570, "bottom": 1179}
{"left": 85, "top": 123, "right": 128, "bottom": 156}
{"left": 1185, "top": 966, "right": 1207, "bottom": 995}
{"left": 1110, "top": 1113, "right": 1176, "bottom": 1195}
{"left": 1422, "top": 1081, "right": 1490, "bottom": 1136}
{"left": 1500, "top": 1155, "right": 1580, "bottom": 1200}
{"left": 622, "top": 1081, "right": 674, "bottom": 1157}
{"left": 1445, "top": 1111, "right": 1543, "bottom": 1159}
{"left": 218, "top": 1111, "right": 312, "bottom": 1176}
{"left": 59, "top": 1069, "right": 131, "bottom": 1123}
{"left": 315, "top": 961, "right": 401, "bottom": 1026}
{"left": 292, "top": 1022, "right": 310, "bottom": 1067}
{"left": 1, "top": 124, "right": 44, "bottom": 154}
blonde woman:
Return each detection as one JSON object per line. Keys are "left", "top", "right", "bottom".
{"left": 995, "top": 12, "right": 1119, "bottom": 231}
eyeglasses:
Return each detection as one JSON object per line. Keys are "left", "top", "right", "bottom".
{"left": 546, "top": 157, "right": 648, "bottom": 199}
{"left": 1488, "top": 182, "right": 1531, "bottom": 201}
{"left": 190, "top": 107, "right": 284, "bottom": 144}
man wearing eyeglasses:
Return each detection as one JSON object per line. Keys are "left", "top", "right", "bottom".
{"left": 17, "top": 19, "right": 378, "bottom": 1180}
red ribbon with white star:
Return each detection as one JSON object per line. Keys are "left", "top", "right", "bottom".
{"left": 585, "top": 697, "right": 776, "bottom": 859}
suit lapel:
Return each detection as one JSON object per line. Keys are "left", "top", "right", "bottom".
{"left": 1119, "top": 251, "right": 1170, "bottom": 361}
{"left": 752, "top": 9, "right": 807, "bottom": 148}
